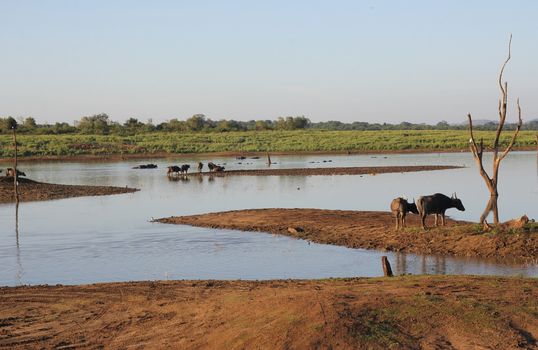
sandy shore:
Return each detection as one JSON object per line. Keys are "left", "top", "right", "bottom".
{"left": 0, "top": 177, "right": 138, "bottom": 203}
{"left": 181, "top": 165, "right": 463, "bottom": 177}
{"left": 157, "top": 209, "right": 538, "bottom": 262}
{"left": 1, "top": 276, "right": 536, "bottom": 349}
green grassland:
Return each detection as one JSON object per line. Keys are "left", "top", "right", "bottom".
{"left": 0, "top": 130, "right": 536, "bottom": 158}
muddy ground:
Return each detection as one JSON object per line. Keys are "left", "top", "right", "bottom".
{"left": 0, "top": 147, "right": 535, "bottom": 163}
{"left": 0, "top": 177, "right": 138, "bottom": 203}
{"left": 0, "top": 276, "right": 536, "bottom": 349}
{"left": 158, "top": 209, "right": 538, "bottom": 262}
{"left": 181, "top": 165, "right": 462, "bottom": 177}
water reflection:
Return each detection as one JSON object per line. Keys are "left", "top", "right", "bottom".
{"left": 14, "top": 202, "right": 23, "bottom": 285}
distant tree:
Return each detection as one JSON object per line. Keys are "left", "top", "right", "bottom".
{"left": 436, "top": 121, "right": 450, "bottom": 129}
{"left": 161, "top": 119, "right": 181, "bottom": 132}
{"left": 121, "top": 118, "right": 145, "bottom": 134}
{"left": 291, "top": 116, "right": 310, "bottom": 129}
{"left": 186, "top": 114, "right": 207, "bottom": 131}
{"left": 255, "top": 120, "right": 272, "bottom": 130}
{"left": 76, "top": 113, "right": 110, "bottom": 134}
{"left": 275, "top": 116, "right": 311, "bottom": 130}
{"left": 22, "top": 117, "right": 37, "bottom": 129}
{"left": 53, "top": 122, "right": 76, "bottom": 134}
{"left": 123, "top": 118, "right": 144, "bottom": 128}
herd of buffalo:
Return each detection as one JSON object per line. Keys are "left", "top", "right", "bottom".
{"left": 131, "top": 162, "right": 226, "bottom": 176}
{"left": 166, "top": 162, "right": 225, "bottom": 176}
{"left": 391, "top": 193, "right": 465, "bottom": 230}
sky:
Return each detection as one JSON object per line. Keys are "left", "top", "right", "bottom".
{"left": 1, "top": 0, "right": 537, "bottom": 124}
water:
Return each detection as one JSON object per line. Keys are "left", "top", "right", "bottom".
{"left": 0, "top": 151, "right": 536, "bottom": 286}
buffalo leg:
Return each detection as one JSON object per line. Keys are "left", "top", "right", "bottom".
{"left": 421, "top": 214, "right": 427, "bottom": 230}
{"left": 434, "top": 214, "right": 438, "bottom": 227}
{"left": 441, "top": 212, "right": 446, "bottom": 226}
{"left": 402, "top": 213, "right": 406, "bottom": 228}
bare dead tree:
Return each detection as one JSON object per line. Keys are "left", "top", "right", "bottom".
{"left": 467, "top": 35, "right": 523, "bottom": 229}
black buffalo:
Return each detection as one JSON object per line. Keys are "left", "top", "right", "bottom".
{"left": 416, "top": 193, "right": 465, "bottom": 230}
{"left": 133, "top": 164, "right": 158, "bottom": 169}
{"left": 167, "top": 165, "right": 181, "bottom": 176}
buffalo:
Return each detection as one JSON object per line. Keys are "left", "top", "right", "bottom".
{"left": 390, "top": 197, "right": 418, "bottom": 230}
{"left": 167, "top": 166, "right": 181, "bottom": 176}
{"left": 133, "top": 164, "right": 158, "bottom": 169}
{"left": 6, "top": 168, "right": 26, "bottom": 177}
{"left": 416, "top": 193, "right": 465, "bottom": 230}
{"left": 197, "top": 162, "right": 203, "bottom": 172}
{"left": 207, "top": 162, "right": 224, "bottom": 172}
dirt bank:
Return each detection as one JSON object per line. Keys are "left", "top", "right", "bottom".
{"left": 182, "top": 165, "right": 463, "bottom": 177}
{"left": 1, "top": 147, "right": 534, "bottom": 164}
{"left": 157, "top": 209, "right": 538, "bottom": 262}
{"left": 0, "top": 177, "right": 138, "bottom": 203}
{"left": 1, "top": 276, "right": 536, "bottom": 349}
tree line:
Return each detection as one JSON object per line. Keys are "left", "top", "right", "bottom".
{"left": 0, "top": 113, "right": 537, "bottom": 135}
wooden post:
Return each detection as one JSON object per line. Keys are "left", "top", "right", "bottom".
{"left": 12, "top": 128, "right": 19, "bottom": 203}
{"left": 381, "top": 256, "right": 393, "bottom": 277}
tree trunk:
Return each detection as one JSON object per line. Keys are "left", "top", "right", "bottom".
{"left": 381, "top": 256, "right": 393, "bottom": 277}
{"left": 480, "top": 194, "right": 500, "bottom": 227}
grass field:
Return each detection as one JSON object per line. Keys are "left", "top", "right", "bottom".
{"left": 0, "top": 130, "right": 536, "bottom": 158}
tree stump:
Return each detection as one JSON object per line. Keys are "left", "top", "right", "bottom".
{"left": 381, "top": 256, "right": 393, "bottom": 277}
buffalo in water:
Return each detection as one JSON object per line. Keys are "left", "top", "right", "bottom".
{"left": 390, "top": 197, "right": 418, "bottom": 230}
{"left": 167, "top": 164, "right": 190, "bottom": 176}
{"left": 416, "top": 193, "right": 465, "bottom": 230}
{"left": 167, "top": 166, "right": 181, "bottom": 176}
{"left": 5, "top": 168, "right": 26, "bottom": 177}
{"left": 132, "top": 164, "right": 158, "bottom": 169}
{"left": 208, "top": 162, "right": 225, "bottom": 172}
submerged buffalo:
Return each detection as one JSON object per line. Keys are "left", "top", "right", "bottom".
{"left": 133, "top": 164, "right": 158, "bottom": 169}
{"left": 390, "top": 197, "right": 418, "bottom": 230}
{"left": 416, "top": 193, "right": 465, "bottom": 230}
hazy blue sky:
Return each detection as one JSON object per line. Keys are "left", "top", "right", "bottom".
{"left": 1, "top": 1, "right": 537, "bottom": 124}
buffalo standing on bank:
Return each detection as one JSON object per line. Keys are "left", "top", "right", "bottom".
{"left": 390, "top": 197, "right": 418, "bottom": 230}
{"left": 416, "top": 193, "right": 465, "bottom": 230}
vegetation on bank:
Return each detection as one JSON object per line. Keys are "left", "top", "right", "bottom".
{"left": 0, "top": 129, "right": 536, "bottom": 157}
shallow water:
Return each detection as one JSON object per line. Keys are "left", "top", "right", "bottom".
{"left": 0, "top": 151, "right": 536, "bottom": 286}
